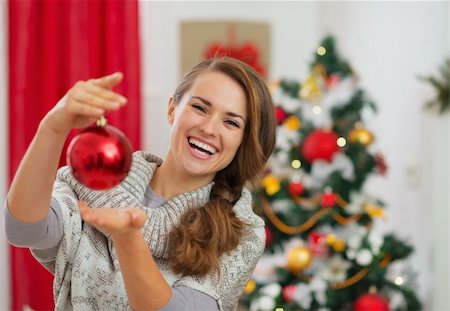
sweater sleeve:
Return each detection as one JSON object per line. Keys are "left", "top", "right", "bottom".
{"left": 161, "top": 286, "right": 219, "bottom": 311}
{"left": 3, "top": 197, "right": 63, "bottom": 249}
{"left": 31, "top": 166, "right": 84, "bottom": 274}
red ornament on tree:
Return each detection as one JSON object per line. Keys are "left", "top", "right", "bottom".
{"left": 275, "top": 106, "right": 288, "bottom": 125}
{"left": 67, "top": 117, "right": 133, "bottom": 190}
{"left": 354, "top": 293, "right": 390, "bottom": 311}
{"left": 282, "top": 284, "right": 297, "bottom": 303}
{"left": 321, "top": 192, "right": 337, "bottom": 207}
{"left": 308, "top": 231, "right": 329, "bottom": 257}
{"left": 301, "top": 129, "right": 340, "bottom": 163}
{"left": 288, "top": 181, "right": 305, "bottom": 196}
{"left": 264, "top": 226, "right": 273, "bottom": 247}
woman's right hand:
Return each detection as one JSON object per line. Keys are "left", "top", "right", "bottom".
{"left": 41, "top": 72, "right": 128, "bottom": 134}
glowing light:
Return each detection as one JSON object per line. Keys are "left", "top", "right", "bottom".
{"left": 291, "top": 159, "right": 302, "bottom": 169}
{"left": 395, "top": 276, "right": 404, "bottom": 286}
{"left": 312, "top": 105, "right": 322, "bottom": 114}
{"left": 317, "top": 46, "right": 326, "bottom": 56}
{"left": 275, "top": 308, "right": 285, "bottom": 311}
{"left": 337, "top": 137, "right": 347, "bottom": 147}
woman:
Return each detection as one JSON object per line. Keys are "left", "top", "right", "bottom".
{"left": 4, "top": 57, "right": 276, "bottom": 311}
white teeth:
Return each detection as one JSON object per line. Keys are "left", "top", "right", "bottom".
{"left": 188, "top": 137, "right": 217, "bottom": 154}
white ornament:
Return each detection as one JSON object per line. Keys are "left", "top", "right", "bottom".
{"left": 260, "top": 283, "right": 282, "bottom": 298}
{"left": 356, "top": 249, "right": 373, "bottom": 266}
{"left": 293, "top": 283, "right": 313, "bottom": 309}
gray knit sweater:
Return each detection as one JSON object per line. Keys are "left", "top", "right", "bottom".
{"left": 31, "top": 151, "right": 265, "bottom": 311}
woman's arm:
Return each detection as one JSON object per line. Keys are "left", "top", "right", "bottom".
{"left": 78, "top": 202, "right": 172, "bottom": 311}
{"left": 6, "top": 73, "right": 126, "bottom": 224}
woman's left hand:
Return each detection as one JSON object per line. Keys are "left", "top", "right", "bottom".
{"left": 78, "top": 201, "right": 147, "bottom": 237}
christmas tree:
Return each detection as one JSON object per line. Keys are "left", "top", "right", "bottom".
{"left": 240, "top": 36, "right": 422, "bottom": 311}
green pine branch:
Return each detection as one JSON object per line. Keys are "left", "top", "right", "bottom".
{"left": 419, "top": 58, "right": 450, "bottom": 114}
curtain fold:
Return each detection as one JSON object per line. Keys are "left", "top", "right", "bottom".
{"left": 8, "top": 0, "right": 141, "bottom": 309}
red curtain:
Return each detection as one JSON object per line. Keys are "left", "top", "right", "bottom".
{"left": 8, "top": 0, "right": 141, "bottom": 309}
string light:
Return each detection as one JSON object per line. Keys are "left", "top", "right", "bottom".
{"left": 291, "top": 159, "right": 302, "bottom": 169}
{"left": 337, "top": 137, "right": 347, "bottom": 147}
{"left": 395, "top": 276, "right": 404, "bottom": 286}
{"left": 312, "top": 105, "right": 322, "bottom": 114}
{"left": 317, "top": 46, "right": 327, "bottom": 56}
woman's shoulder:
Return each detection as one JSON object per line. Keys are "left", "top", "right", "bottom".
{"left": 233, "top": 188, "right": 265, "bottom": 229}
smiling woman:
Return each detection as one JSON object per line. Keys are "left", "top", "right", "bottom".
{"left": 4, "top": 57, "right": 276, "bottom": 311}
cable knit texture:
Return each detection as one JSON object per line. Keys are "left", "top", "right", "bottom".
{"left": 31, "top": 151, "right": 265, "bottom": 311}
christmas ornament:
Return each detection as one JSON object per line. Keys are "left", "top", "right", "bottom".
{"left": 287, "top": 246, "right": 313, "bottom": 274}
{"left": 265, "top": 226, "right": 273, "bottom": 247}
{"left": 299, "top": 74, "right": 322, "bottom": 101}
{"left": 282, "top": 284, "right": 297, "bottom": 303}
{"left": 308, "top": 231, "right": 328, "bottom": 257}
{"left": 288, "top": 181, "right": 304, "bottom": 196}
{"left": 375, "top": 152, "right": 388, "bottom": 175}
{"left": 301, "top": 129, "right": 340, "bottom": 163}
{"left": 275, "top": 106, "right": 288, "bottom": 125}
{"left": 67, "top": 117, "right": 133, "bottom": 190}
{"left": 283, "top": 115, "right": 301, "bottom": 131}
{"left": 262, "top": 174, "right": 281, "bottom": 196}
{"left": 348, "top": 127, "right": 374, "bottom": 146}
{"left": 244, "top": 279, "right": 256, "bottom": 295}
{"left": 327, "top": 74, "right": 342, "bottom": 88}
{"left": 353, "top": 293, "right": 390, "bottom": 311}
{"left": 321, "top": 191, "right": 337, "bottom": 207}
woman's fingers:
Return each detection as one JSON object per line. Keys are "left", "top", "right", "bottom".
{"left": 67, "top": 80, "right": 127, "bottom": 112}
{"left": 91, "top": 72, "right": 124, "bottom": 89}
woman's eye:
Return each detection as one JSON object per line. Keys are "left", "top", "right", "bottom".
{"left": 192, "top": 104, "right": 206, "bottom": 113}
{"left": 225, "top": 120, "right": 240, "bottom": 128}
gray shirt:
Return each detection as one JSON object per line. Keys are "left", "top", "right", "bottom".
{"left": 4, "top": 185, "right": 219, "bottom": 311}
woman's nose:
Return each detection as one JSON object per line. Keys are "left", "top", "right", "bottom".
{"left": 199, "top": 117, "right": 219, "bottom": 136}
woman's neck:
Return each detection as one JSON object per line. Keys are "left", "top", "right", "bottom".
{"left": 150, "top": 155, "right": 213, "bottom": 200}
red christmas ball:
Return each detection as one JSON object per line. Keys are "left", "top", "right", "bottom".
{"left": 275, "top": 106, "right": 288, "bottom": 125}
{"left": 301, "top": 129, "right": 340, "bottom": 163}
{"left": 264, "top": 226, "right": 273, "bottom": 247}
{"left": 354, "top": 293, "right": 390, "bottom": 311}
{"left": 288, "top": 181, "right": 304, "bottom": 196}
{"left": 67, "top": 124, "right": 133, "bottom": 190}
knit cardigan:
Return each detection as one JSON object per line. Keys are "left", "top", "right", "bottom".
{"left": 31, "top": 151, "right": 265, "bottom": 311}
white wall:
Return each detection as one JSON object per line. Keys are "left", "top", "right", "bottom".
{"left": 140, "top": 1, "right": 448, "bottom": 310}
{"left": 139, "top": 1, "right": 321, "bottom": 157}
{"left": 0, "top": 0, "right": 10, "bottom": 310}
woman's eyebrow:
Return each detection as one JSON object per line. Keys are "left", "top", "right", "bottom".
{"left": 191, "top": 95, "right": 246, "bottom": 122}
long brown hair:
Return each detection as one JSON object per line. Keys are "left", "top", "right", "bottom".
{"left": 167, "top": 57, "right": 276, "bottom": 277}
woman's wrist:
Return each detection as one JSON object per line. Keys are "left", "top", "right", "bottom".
{"left": 111, "top": 230, "right": 145, "bottom": 247}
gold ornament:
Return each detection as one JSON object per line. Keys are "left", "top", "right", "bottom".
{"left": 348, "top": 128, "right": 374, "bottom": 146}
{"left": 364, "top": 203, "right": 385, "bottom": 219}
{"left": 284, "top": 115, "right": 301, "bottom": 131}
{"left": 332, "top": 239, "right": 346, "bottom": 252}
{"left": 299, "top": 74, "right": 322, "bottom": 101}
{"left": 262, "top": 174, "right": 281, "bottom": 196}
{"left": 287, "top": 246, "right": 313, "bottom": 274}
{"left": 244, "top": 279, "right": 256, "bottom": 294}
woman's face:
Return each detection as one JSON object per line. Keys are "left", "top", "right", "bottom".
{"left": 167, "top": 71, "right": 247, "bottom": 184}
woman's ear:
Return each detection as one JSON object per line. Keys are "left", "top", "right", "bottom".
{"left": 167, "top": 97, "right": 175, "bottom": 125}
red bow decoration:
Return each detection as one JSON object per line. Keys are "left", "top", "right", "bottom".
{"left": 203, "top": 26, "right": 266, "bottom": 78}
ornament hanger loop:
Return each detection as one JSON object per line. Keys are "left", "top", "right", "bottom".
{"left": 96, "top": 115, "right": 108, "bottom": 127}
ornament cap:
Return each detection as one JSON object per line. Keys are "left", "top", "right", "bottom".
{"left": 96, "top": 116, "right": 108, "bottom": 127}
